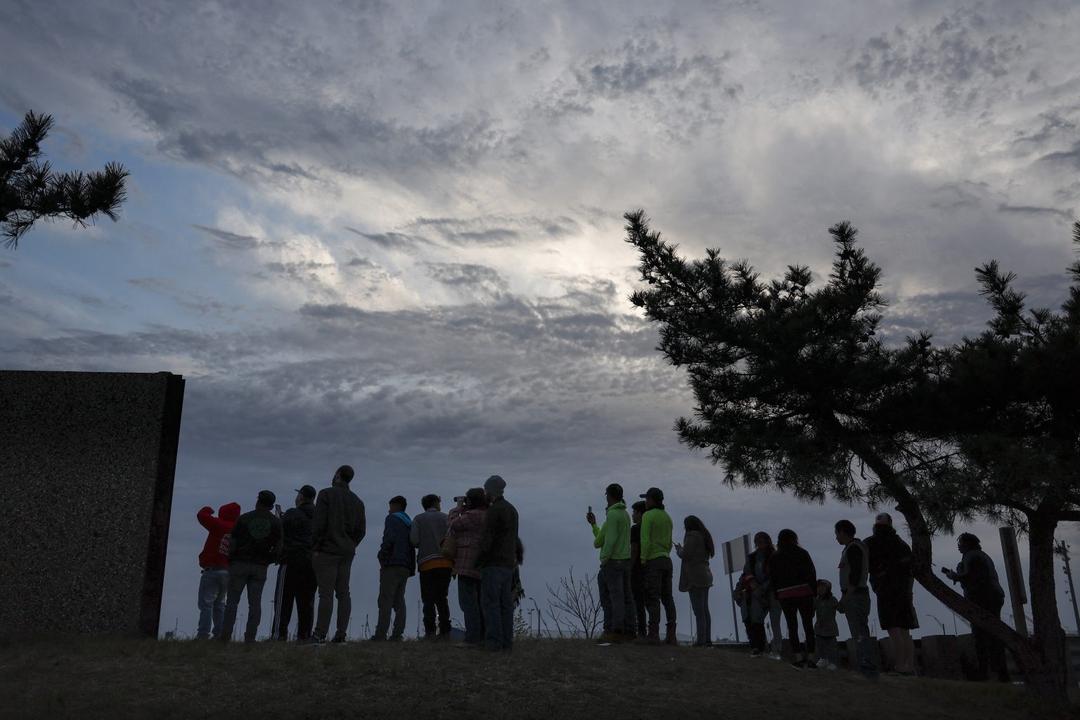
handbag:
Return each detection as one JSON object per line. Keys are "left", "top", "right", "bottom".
{"left": 441, "top": 533, "right": 458, "bottom": 560}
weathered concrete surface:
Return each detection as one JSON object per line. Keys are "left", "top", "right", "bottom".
{"left": 0, "top": 371, "right": 184, "bottom": 637}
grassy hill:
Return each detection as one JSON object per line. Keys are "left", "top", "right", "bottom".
{"left": 4, "top": 637, "right": 1077, "bottom": 719}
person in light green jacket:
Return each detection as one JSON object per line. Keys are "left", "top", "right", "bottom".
{"left": 587, "top": 483, "right": 634, "bottom": 642}
{"left": 637, "top": 487, "right": 677, "bottom": 645}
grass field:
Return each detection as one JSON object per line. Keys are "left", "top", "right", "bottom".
{"left": 3, "top": 637, "right": 1077, "bottom": 720}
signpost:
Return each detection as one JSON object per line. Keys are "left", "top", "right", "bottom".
{"left": 721, "top": 534, "right": 751, "bottom": 643}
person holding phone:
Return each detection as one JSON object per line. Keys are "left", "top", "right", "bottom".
{"left": 587, "top": 483, "right": 633, "bottom": 643}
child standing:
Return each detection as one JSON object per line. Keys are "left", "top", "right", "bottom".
{"left": 813, "top": 579, "right": 840, "bottom": 669}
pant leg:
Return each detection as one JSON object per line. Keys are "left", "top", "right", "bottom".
{"left": 312, "top": 552, "right": 338, "bottom": 640}
{"left": 420, "top": 570, "right": 437, "bottom": 636}
{"left": 749, "top": 623, "right": 766, "bottom": 651}
{"left": 459, "top": 575, "right": 484, "bottom": 644}
{"left": 279, "top": 562, "right": 298, "bottom": 639}
{"left": 699, "top": 587, "right": 711, "bottom": 643}
{"left": 334, "top": 555, "right": 353, "bottom": 638}
{"left": 197, "top": 570, "right": 216, "bottom": 639}
{"left": 689, "top": 588, "right": 708, "bottom": 644}
{"left": 391, "top": 568, "right": 409, "bottom": 639}
{"left": 659, "top": 557, "right": 677, "bottom": 624}
{"left": 481, "top": 568, "right": 502, "bottom": 649}
{"left": 767, "top": 593, "right": 784, "bottom": 654}
{"left": 845, "top": 591, "right": 877, "bottom": 675}
{"left": 620, "top": 562, "right": 636, "bottom": 636}
{"left": 499, "top": 568, "right": 514, "bottom": 650}
{"left": 781, "top": 599, "right": 802, "bottom": 655}
{"left": 597, "top": 564, "right": 613, "bottom": 633}
{"left": 243, "top": 564, "right": 268, "bottom": 642}
{"left": 798, "top": 598, "right": 815, "bottom": 655}
{"left": 375, "top": 567, "right": 396, "bottom": 640}
{"left": 817, "top": 635, "right": 838, "bottom": 665}
{"left": 211, "top": 569, "right": 229, "bottom": 638}
{"left": 643, "top": 560, "right": 662, "bottom": 628}
{"left": 631, "top": 571, "right": 646, "bottom": 635}
{"left": 295, "top": 558, "right": 317, "bottom": 640}
{"left": 434, "top": 568, "right": 453, "bottom": 634}
{"left": 220, "top": 563, "right": 250, "bottom": 642}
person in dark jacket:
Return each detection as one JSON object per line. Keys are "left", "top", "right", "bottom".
{"left": 943, "top": 533, "right": 1010, "bottom": 682}
{"left": 836, "top": 519, "right": 878, "bottom": 678}
{"left": 769, "top": 528, "right": 817, "bottom": 667}
{"left": 742, "top": 531, "right": 783, "bottom": 658}
{"left": 867, "top": 512, "right": 917, "bottom": 675}
{"left": 372, "top": 496, "right": 414, "bottom": 641}
{"left": 630, "top": 501, "right": 647, "bottom": 638}
{"left": 477, "top": 474, "right": 519, "bottom": 651}
{"left": 675, "top": 515, "right": 714, "bottom": 647}
{"left": 195, "top": 501, "right": 241, "bottom": 639}
{"left": 277, "top": 485, "right": 317, "bottom": 641}
{"left": 411, "top": 494, "right": 452, "bottom": 639}
{"left": 220, "top": 490, "right": 282, "bottom": 643}
{"left": 310, "top": 465, "right": 366, "bottom": 644}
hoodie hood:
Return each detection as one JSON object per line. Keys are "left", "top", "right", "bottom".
{"left": 392, "top": 511, "right": 412, "bottom": 527}
{"left": 219, "top": 502, "right": 242, "bottom": 522}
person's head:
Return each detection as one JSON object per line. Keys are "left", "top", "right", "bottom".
{"left": 835, "top": 520, "right": 856, "bottom": 545}
{"left": 753, "top": 531, "right": 773, "bottom": 551}
{"left": 333, "top": 465, "right": 355, "bottom": 486}
{"left": 484, "top": 474, "right": 506, "bottom": 502}
{"left": 465, "top": 487, "right": 488, "bottom": 510}
{"left": 295, "top": 484, "right": 316, "bottom": 507}
{"left": 256, "top": 490, "right": 276, "bottom": 510}
{"left": 875, "top": 512, "right": 893, "bottom": 527}
{"left": 817, "top": 579, "right": 833, "bottom": 597}
{"left": 684, "top": 515, "right": 715, "bottom": 557}
{"left": 605, "top": 483, "right": 624, "bottom": 506}
{"left": 640, "top": 487, "right": 664, "bottom": 510}
{"left": 957, "top": 532, "right": 981, "bottom": 553}
{"left": 777, "top": 528, "right": 799, "bottom": 549}
{"left": 631, "top": 501, "right": 647, "bottom": 524}
{"left": 389, "top": 495, "right": 407, "bottom": 513}
{"left": 422, "top": 494, "right": 441, "bottom": 512}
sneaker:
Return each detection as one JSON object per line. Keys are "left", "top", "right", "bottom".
{"left": 826, "top": 662, "right": 838, "bottom": 671}
{"left": 790, "top": 660, "right": 805, "bottom": 670}
{"left": 331, "top": 632, "right": 347, "bottom": 644}
{"left": 368, "top": 636, "right": 386, "bottom": 642}
{"left": 767, "top": 652, "right": 782, "bottom": 661}
{"left": 750, "top": 649, "right": 762, "bottom": 658}
{"left": 299, "top": 636, "right": 325, "bottom": 646}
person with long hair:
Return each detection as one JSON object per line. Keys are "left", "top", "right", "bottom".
{"left": 675, "top": 515, "right": 715, "bottom": 647}
{"left": 741, "top": 531, "right": 783, "bottom": 658}
{"left": 768, "top": 528, "right": 817, "bottom": 668}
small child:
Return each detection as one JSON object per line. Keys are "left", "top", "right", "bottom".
{"left": 813, "top": 579, "right": 839, "bottom": 670}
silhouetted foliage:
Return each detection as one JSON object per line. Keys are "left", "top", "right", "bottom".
{"left": 0, "top": 110, "right": 128, "bottom": 248}
{"left": 545, "top": 567, "right": 602, "bottom": 639}
{"left": 625, "top": 209, "right": 1079, "bottom": 700}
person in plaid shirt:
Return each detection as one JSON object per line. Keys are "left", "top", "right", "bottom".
{"left": 447, "top": 487, "right": 488, "bottom": 645}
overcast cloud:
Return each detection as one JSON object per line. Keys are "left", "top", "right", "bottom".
{"left": 2, "top": 0, "right": 1079, "bottom": 639}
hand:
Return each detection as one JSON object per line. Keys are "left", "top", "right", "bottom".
{"left": 586, "top": 511, "right": 596, "bottom": 526}
{"left": 674, "top": 543, "right": 683, "bottom": 554}
{"left": 942, "top": 568, "right": 956, "bottom": 581}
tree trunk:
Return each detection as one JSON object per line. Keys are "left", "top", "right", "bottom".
{"left": 1026, "top": 511, "right": 1069, "bottom": 698}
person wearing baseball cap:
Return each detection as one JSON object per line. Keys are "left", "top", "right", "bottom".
{"left": 277, "top": 484, "right": 318, "bottom": 641}
{"left": 637, "top": 487, "right": 677, "bottom": 644}
{"left": 220, "top": 490, "right": 283, "bottom": 643}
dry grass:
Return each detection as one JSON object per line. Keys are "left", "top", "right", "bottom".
{"left": 3, "top": 637, "right": 1076, "bottom": 720}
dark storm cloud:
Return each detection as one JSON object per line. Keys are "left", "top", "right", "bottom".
{"left": 344, "top": 227, "right": 434, "bottom": 251}
{"left": 1038, "top": 142, "right": 1080, "bottom": 170}
{"left": 997, "top": 204, "right": 1075, "bottom": 222}
{"left": 424, "top": 262, "right": 509, "bottom": 298}
{"left": 410, "top": 215, "right": 579, "bottom": 246}
{"left": 192, "top": 224, "right": 262, "bottom": 251}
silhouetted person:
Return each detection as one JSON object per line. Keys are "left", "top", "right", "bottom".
{"left": 587, "top": 482, "right": 633, "bottom": 643}
{"left": 412, "top": 494, "right": 452, "bottom": 639}
{"left": 373, "top": 496, "right": 414, "bottom": 641}
{"left": 195, "top": 502, "right": 241, "bottom": 639}
{"left": 742, "top": 531, "right": 782, "bottom": 658}
{"left": 813, "top": 579, "right": 840, "bottom": 670}
{"left": 447, "top": 487, "right": 489, "bottom": 645}
{"left": 477, "top": 475, "right": 519, "bottom": 651}
{"left": 310, "top": 465, "right": 366, "bottom": 644}
{"left": 675, "top": 515, "right": 714, "bottom": 647}
{"left": 867, "top": 512, "right": 917, "bottom": 675}
{"left": 278, "top": 485, "right": 317, "bottom": 641}
{"left": 629, "top": 501, "right": 647, "bottom": 638}
{"left": 220, "top": 491, "right": 282, "bottom": 643}
{"left": 638, "top": 487, "right": 676, "bottom": 645}
{"left": 769, "top": 528, "right": 817, "bottom": 667}
{"left": 943, "top": 533, "right": 1010, "bottom": 682}
{"left": 835, "top": 519, "right": 878, "bottom": 677}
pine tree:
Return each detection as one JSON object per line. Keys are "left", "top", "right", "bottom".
{"left": 1, "top": 111, "right": 128, "bottom": 248}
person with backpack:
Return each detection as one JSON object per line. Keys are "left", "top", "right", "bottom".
{"left": 219, "top": 490, "right": 283, "bottom": 643}
{"left": 195, "top": 501, "right": 241, "bottom": 639}
{"left": 742, "top": 531, "right": 784, "bottom": 658}
{"left": 411, "top": 494, "right": 452, "bottom": 640}
{"left": 638, "top": 487, "right": 676, "bottom": 645}
{"left": 309, "top": 465, "right": 366, "bottom": 644}
{"left": 373, "top": 496, "right": 414, "bottom": 641}
{"left": 867, "top": 512, "right": 918, "bottom": 675}
{"left": 675, "top": 515, "right": 714, "bottom": 647}
{"left": 835, "top": 519, "right": 878, "bottom": 678}
{"left": 587, "top": 483, "right": 633, "bottom": 643}
{"left": 769, "top": 528, "right": 817, "bottom": 667}
{"left": 277, "top": 485, "right": 317, "bottom": 641}
{"left": 446, "top": 487, "right": 489, "bottom": 645}
{"left": 943, "top": 533, "right": 1010, "bottom": 682}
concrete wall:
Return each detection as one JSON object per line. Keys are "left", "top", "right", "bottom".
{"left": 0, "top": 371, "right": 184, "bottom": 637}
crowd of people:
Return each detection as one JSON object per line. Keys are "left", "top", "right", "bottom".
{"left": 584, "top": 482, "right": 1010, "bottom": 682}
{"left": 193, "top": 470, "right": 1011, "bottom": 680}
{"left": 195, "top": 466, "right": 521, "bottom": 650}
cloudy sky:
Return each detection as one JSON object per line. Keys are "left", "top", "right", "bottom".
{"left": 3, "top": 0, "right": 1079, "bottom": 640}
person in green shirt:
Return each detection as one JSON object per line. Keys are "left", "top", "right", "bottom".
{"left": 587, "top": 483, "right": 633, "bottom": 642}
{"left": 637, "top": 486, "right": 677, "bottom": 645}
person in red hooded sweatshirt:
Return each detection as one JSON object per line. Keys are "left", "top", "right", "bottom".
{"left": 196, "top": 501, "right": 241, "bottom": 639}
